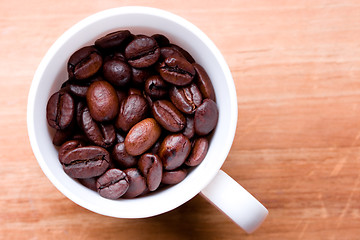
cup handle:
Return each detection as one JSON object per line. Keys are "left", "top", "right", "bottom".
{"left": 200, "top": 170, "right": 268, "bottom": 233}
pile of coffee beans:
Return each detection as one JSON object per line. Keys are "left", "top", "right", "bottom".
{"left": 46, "top": 30, "right": 218, "bottom": 199}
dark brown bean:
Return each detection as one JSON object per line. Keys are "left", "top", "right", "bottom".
{"left": 124, "top": 118, "right": 162, "bottom": 156}
{"left": 159, "top": 46, "right": 184, "bottom": 60}
{"left": 60, "top": 146, "right": 110, "bottom": 179}
{"left": 96, "top": 168, "right": 129, "bottom": 199}
{"left": 102, "top": 59, "right": 132, "bottom": 87}
{"left": 103, "top": 52, "right": 126, "bottom": 62}
{"left": 138, "top": 153, "right": 162, "bottom": 191}
{"left": 194, "top": 99, "right": 219, "bottom": 136}
{"left": 78, "top": 177, "right": 97, "bottom": 191}
{"left": 81, "top": 106, "right": 116, "bottom": 148}
{"left": 116, "top": 90, "right": 127, "bottom": 105}
{"left": 158, "top": 133, "right": 191, "bottom": 170}
{"left": 46, "top": 91, "right": 75, "bottom": 130}
{"left": 95, "top": 30, "right": 132, "bottom": 51}
{"left": 170, "top": 44, "right": 195, "bottom": 63}
{"left": 161, "top": 168, "right": 187, "bottom": 185}
{"left": 158, "top": 56, "right": 195, "bottom": 86}
{"left": 193, "top": 63, "right": 215, "bottom": 101}
{"left": 122, "top": 168, "right": 147, "bottom": 198}
{"left": 131, "top": 67, "right": 153, "bottom": 86}
{"left": 67, "top": 46, "right": 102, "bottom": 80}
{"left": 86, "top": 81, "right": 119, "bottom": 122}
{"left": 144, "top": 75, "right": 168, "bottom": 99}
{"left": 151, "top": 34, "right": 170, "bottom": 47}
{"left": 182, "top": 116, "right": 195, "bottom": 139}
{"left": 115, "top": 94, "right": 149, "bottom": 132}
{"left": 125, "top": 36, "right": 160, "bottom": 68}
{"left": 185, "top": 137, "right": 209, "bottom": 166}
{"left": 52, "top": 128, "right": 73, "bottom": 146}
{"left": 112, "top": 142, "right": 138, "bottom": 169}
{"left": 169, "top": 83, "right": 202, "bottom": 114}
{"left": 128, "top": 88, "right": 142, "bottom": 96}
{"left": 152, "top": 100, "right": 186, "bottom": 132}
{"left": 58, "top": 140, "right": 85, "bottom": 161}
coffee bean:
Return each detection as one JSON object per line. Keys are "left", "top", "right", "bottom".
{"left": 185, "top": 137, "right": 209, "bottom": 166}
{"left": 46, "top": 91, "right": 75, "bottom": 130}
{"left": 67, "top": 46, "right": 102, "bottom": 80}
{"left": 95, "top": 30, "right": 132, "bottom": 51}
{"left": 122, "top": 168, "right": 147, "bottom": 198}
{"left": 182, "top": 116, "right": 195, "bottom": 139}
{"left": 169, "top": 83, "right": 202, "bottom": 114}
{"left": 125, "top": 36, "right": 160, "bottom": 68}
{"left": 112, "top": 142, "right": 138, "bottom": 168}
{"left": 102, "top": 59, "right": 132, "bottom": 87}
{"left": 115, "top": 131, "right": 126, "bottom": 143}
{"left": 158, "top": 133, "right": 191, "bottom": 170}
{"left": 158, "top": 56, "right": 195, "bottom": 86}
{"left": 103, "top": 52, "right": 126, "bottom": 62}
{"left": 52, "top": 128, "right": 73, "bottom": 146}
{"left": 116, "top": 90, "right": 127, "bottom": 106}
{"left": 161, "top": 168, "right": 187, "bottom": 185}
{"left": 152, "top": 34, "right": 170, "bottom": 47}
{"left": 138, "top": 153, "right": 162, "bottom": 191}
{"left": 86, "top": 81, "right": 119, "bottom": 122}
{"left": 60, "top": 146, "right": 110, "bottom": 179}
{"left": 128, "top": 88, "right": 142, "bottom": 96}
{"left": 193, "top": 63, "right": 215, "bottom": 101}
{"left": 194, "top": 99, "right": 218, "bottom": 136}
{"left": 124, "top": 118, "right": 162, "bottom": 156}
{"left": 58, "top": 139, "right": 85, "bottom": 161}
{"left": 81, "top": 106, "right": 116, "bottom": 148}
{"left": 115, "top": 94, "right": 149, "bottom": 132}
{"left": 96, "top": 168, "right": 129, "bottom": 199}
{"left": 159, "top": 46, "right": 184, "bottom": 60}
{"left": 170, "top": 44, "right": 195, "bottom": 63}
{"left": 131, "top": 67, "right": 153, "bottom": 86}
{"left": 144, "top": 75, "right": 168, "bottom": 99}
{"left": 152, "top": 100, "right": 186, "bottom": 132}
{"left": 78, "top": 177, "right": 97, "bottom": 191}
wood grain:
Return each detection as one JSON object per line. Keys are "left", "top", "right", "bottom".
{"left": 1, "top": 0, "right": 360, "bottom": 239}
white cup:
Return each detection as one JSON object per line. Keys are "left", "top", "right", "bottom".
{"left": 27, "top": 7, "right": 268, "bottom": 233}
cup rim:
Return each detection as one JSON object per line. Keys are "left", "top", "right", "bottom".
{"left": 27, "top": 6, "right": 238, "bottom": 218}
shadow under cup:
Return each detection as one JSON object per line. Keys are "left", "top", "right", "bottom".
{"left": 27, "top": 7, "right": 237, "bottom": 219}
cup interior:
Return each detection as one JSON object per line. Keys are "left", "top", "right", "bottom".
{"left": 27, "top": 7, "right": 237, "bottom": 218}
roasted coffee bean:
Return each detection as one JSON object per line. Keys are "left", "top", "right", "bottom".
{"left": 95, "top": 30, "right": 132, "bottom": 51}
{"left": 115, "top": 132, "right": 126, "bottom": 143}
{"left": 170, "top": 44, "right": 195, "bottom": 63}
{"left": 46, "top": 91, "right": 75, "bottom": 130}
{"left": 66, "top": 76, "right": 102, "bottom": 98}
{"left": 86, "top": 81, "right": 119, "bottom": 122}
{"left": 60, "top": 146, "right": 110, "bottom": 179}
{"left": 81, "top": 106, "right": 116, "bottom": 148}
{"left": 169, "top": 83, "right": 202, "bottom": 114}
{"left": 122, "top": 168, "right": 147, "bottom": 198}
{"left": 102, "top": 59, "right": 132, "bottom": 87}
{"left": 78, "top": 177, "right": 97, "bottom": 191}
{"left": 58, "top": 139, "right": 85, "bottom": 161}
{"left": 124, "top": 118, "right": 161, "bottom": 156}
{"left": 149, "top": 138, "right": 162, "bottom": 155}
{"left": 185, "top": 137, "right": 209, "bottom": 166}
{"left": 152, "top": 34, "right": 170, "bottom": 47}
{"left": 158, "top": 56, "right": 195, "bottom": 86}
{"left": 193, "top": 63, "right": 215, "bottom": 101}
{"left": 194, "top": 99, "right": 218, "bottom": 136}
{"left": 96, "top": 168, "right": 129, "bottom": 199}
{"left": 144, "top": 75, "right": 168, "bottom": 99}
{"left": 115, "top": 94, "right": 149, "bottom": 132}
{"left": 103, "top": 52, "right": 126, "bottom": 62}
{"left": 138, "top": 153, "right": 162, "bottom": 191}
{"left": 159, "top": 46, "right": 184, "bottom": 60}
{"left": 128, "top": 88, "right": 142, "bottom": 96}
{"left": 67, "top": 46, "right": 102, "bottom": 80}
{"left": 182, "top": 116, "right": 195, "bottom": 139}
{"left": 158, "top": 133, "right": 191, "bottom": 170}
{"left": 152, "top": 100, "right": 186, "bottom": 132}
{"left": 112, "top": 142, "right": 138, "bottom": 168}
{"left": 161, "top": 168, "right": 187, "bottom": 185}
{"left": 131, "top": 67, "right": 153, "bottom": 86}
{"left": 52, "top": 128, "right": 73, "bottom": 146}
{"left": 125, "top": 36, "right": 160, "bottom": 68}
{"left": 76, "top": 101, "right": 86, "bottom": 127}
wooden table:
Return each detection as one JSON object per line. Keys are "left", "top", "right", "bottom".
{"left": 2, "top": 1, "right": 360, "bottom": 239}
